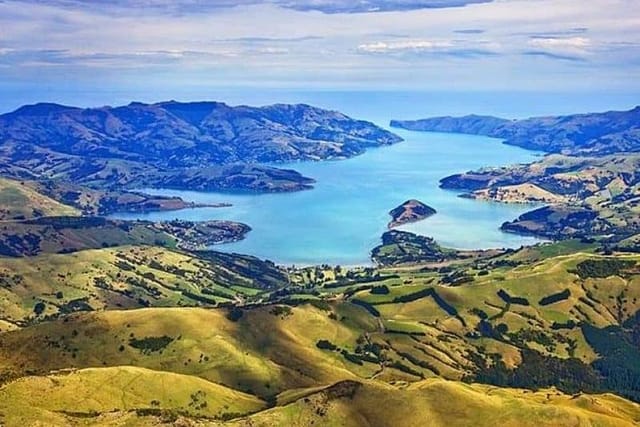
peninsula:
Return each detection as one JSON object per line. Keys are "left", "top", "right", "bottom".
{"left": 0, "top": 101, "right": 402, "bottom": 194}
{"left": 390, "top": 106, "right": 640, "bottom": 155}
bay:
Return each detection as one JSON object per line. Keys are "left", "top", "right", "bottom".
{"left": 112, "top": 128, "right": 544, "bottom": 266}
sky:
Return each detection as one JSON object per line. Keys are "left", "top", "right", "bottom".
{"left": 0, "top": 0, "right": 639, "bottom": 110}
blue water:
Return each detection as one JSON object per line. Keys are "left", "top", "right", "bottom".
{"left": 105, "top": 89, "right": 639, "bottom": 266}
{"left": 4, "top": 89, "right": 633, "bottom": 264}
{"left": 112, "top": 127, "right": 545, "bottom": 266}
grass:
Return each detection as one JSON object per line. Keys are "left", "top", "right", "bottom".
{"left": 509, "top": 240, "right": 598, "bottom": 263}
{"left": 0, "top": 217, "right": 176, "bottom": 256}
{"left": 4, "top": 250, "right": 640, "bottom": 387}
{"left": 216, "top": 379, "right": 640, "bottom": 427}
{"left": 0, "top": 366, "right": 265, "bottom": 425}
{"left": 353, "top": 283, "right": 431, "bottom": 305}
{"left": 1, "top": 246, "right": 640, "bottom": 424}
{"left": 8, "top": 376, "right": 640, "bottom": 427}
{"left": 472, "top": 183, "right": 567, "bottom": 204}
{"left": 0, "top": 305, "right": 371, "bottom": 399}
{"left": 383, "top": 319, "right": 426, "bottom": 334}
{"left": 0, "top": 177, "right": 79, "bottom": 221}
{"left": 0, "top": 246, "right": 286, "bottom": 326}
{"left": 447, "top": 153, "right": 640, "bottom": 241}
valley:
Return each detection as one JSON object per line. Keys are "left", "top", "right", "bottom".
{"left": 1, "top": 238, "right": 640, "bottom": 425}
{"left": 0, "top": 101, "right": 639, "bottom": 426}
{"left": 3, "top": 0, "right": 639, "bottom": 423}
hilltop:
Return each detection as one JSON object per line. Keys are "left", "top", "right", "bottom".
{"left": 0, "top": 101, "right": 401, "bottom": 193}
{"left": 391, "top": 106, "right": 640, "bottom": 156}
{"left": 439, "top": 154, "right": 640, "bottom": 244}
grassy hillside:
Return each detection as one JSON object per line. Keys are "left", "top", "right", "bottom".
{"left": 0, "top": 216, "right": 250, "bottom": 256}
{"left": 220, "top": 379, "right": 640, "bottom": 427}
{"left": 2, "top": 249, "right": 640, "bottom": 397}
{"left": 0, "top": 306, "right": 369, "bottom": 399}
{"left": 0, "top": 177, "right": 79, "bottom": 220}
{"left": 440, "top": 154, "right": 640, "bottom": 242}
{"left": 2, "top": 374, "right": 637, "bottom": 426}
{"left": 310, "top": 250, "right": 640, "bottom": 398}
{"left": 1, "top": 240, "right": 640, "bottom": 424}
{"left": 0, "top": 246, "right": 288, "bottom": 329}
{"left": 0, "top": 366, "right": 265, "bottom": 426}
{"left": 29, "top": 178, "right": 232, "bottom": 215}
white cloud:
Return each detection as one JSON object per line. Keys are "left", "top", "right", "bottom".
{"left": 257, "top": 47, "right": 290, "bottom": 54}
{"left": 357, "top": 40, "right": 454, "bottom": 53}
{"left": 12, "top": 0, "right": 495, "bottom": 14}
{"left": 0, "top": 0, "right": 637, "bottom": 91}
{"left": 528, "top": 36, "right": 590, "bottom": 50}
{"left": 524, "top": 36, "right": 593, "bottom": 61}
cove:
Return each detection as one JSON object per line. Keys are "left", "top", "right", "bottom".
{"left": 111, "top": 129, "right": 545, "bottom": 266}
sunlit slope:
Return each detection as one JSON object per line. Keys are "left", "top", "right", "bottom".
{"left": 0, "top": 366, "right": 265, "bottom": 426}
{"left": 348, "top": 252, "right": 640, "bottom": 373}
{"left": 0, "top": 177, "right": 78, "bottom": 220}
{"left": 219, "top": 379, "right": 640, "bottom": 427}
{"left": 2, "top": 252, "right": 640, "bottom": 389}
{"left": 1, "top": 250, "right": 640, "bottom": 425}
{"left": 0, "top": 245, "right": 287, "bottom": 329}
{"left": 2, "top": 375, "right": 637, "bottom": 426}
{"left": 0, "top": 305, "right": 372, "bottom": 399}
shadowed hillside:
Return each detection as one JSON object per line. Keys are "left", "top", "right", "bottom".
{"left": 391, "top": 106, "right": 640, "bottom": 156}
{"left": 0, "top": 101, "right": 402, "bottom": 192}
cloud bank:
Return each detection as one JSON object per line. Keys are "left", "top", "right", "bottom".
{"left": 0, "top": 0, "right": 638, "bottom": 93}
{"left": 15, "top": 0, "right": 493, "bottom": 14}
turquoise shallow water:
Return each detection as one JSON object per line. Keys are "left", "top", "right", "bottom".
{"left": 112, "top": 128, "right": 545, "bottom": 266}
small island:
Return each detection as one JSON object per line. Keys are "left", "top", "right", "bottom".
{"left": 388, "top": 199, "right": 436, "bottom": 229}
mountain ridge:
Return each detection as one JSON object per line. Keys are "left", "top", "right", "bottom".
{"left": 391, "top": 106, "right": 640, "bottom": 155}
{"left": 0, "top": 100, "right": 402, "bottom": 192}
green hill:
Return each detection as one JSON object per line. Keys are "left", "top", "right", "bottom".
{"left": 2, "top": 243, "right": 640, "bottom": 424}
{"left": 0, "top": 366, "right": 265, "bottom": 426}
{"left": 0, "top": 246, "right": 288, "bottom": 329}
{"left": 0, "top": 177, "right": 78, "bottom": 220}
{"left": 2, "top": 373, "right": 638, "bottom": 426}
{"left": 219, "top": 379, "right": 640, "bottom": 427}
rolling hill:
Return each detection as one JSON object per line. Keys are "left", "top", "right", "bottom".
{"left": 438, "top": 154, "right": 640, "bottom": 242}
{"left": 219, "top": 379, "right": 640, "bottom": 427}
{"left": 0, "top": 245, "right": 288, "bottom": 329}
{"left": 2, "top": 247, "right": 640, "bottom": 409}
{"left": 0, "top": 177, "right": 79, "bottom": 220}
{"left": 1, "top": 374, "right": 638, "bottom": 426}
{"left": 0, "top": 366, "right": 266, "bottom": 426}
